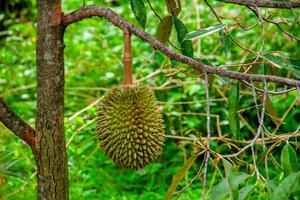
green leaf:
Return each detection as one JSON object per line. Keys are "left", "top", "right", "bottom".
{"left": 271, "top": 172, "right": 300, "bottom": 200}
{"left": 232, "top": 172, "right": 249, "bottom": 188}
{"left": 223, "top": 159, "right": 238, "bottom": 200}
{"left": 219, "top": 30, "right": 231, "bottom": 57}
{"left": 173, "top": 16, "right": 194, "bottom": 58}
{"left": 266, "top": 180, "right": 277, "bottom": 193}
{"left": 156, "top": 16, "right": 173, "bottom": 44}
{"left": 208, "top": 171, "right": 249, "bottom": 200}
{"left": 238, "top": 185, "right": 255, "bottom": 200}
{"left": 259, "top": 62, "right": 268, "bottom": 75}
{"left": 281, "top": 144, "right": 299, "bottom": 176}
{"left": 223, "top": 159, "right": 249, "bottom": 200}
{"left": 208, "top": 178, "right": 229, "bottom": 200}
{"left": 184, "top": 24, "right": 228, "bottom": 41}
{"left": 0, "top": 169, "right": 30, "bottom": 182}
{"left": 166, "top": 0, "right": 181, "bottom": 16}
{"left": 165, "top": 154, "right": 199, "bottom": 200}
{"left": 258, "top": 95, "right": 279, "bottom": 126}
{"left": 130, "top": 0, "right": 147, "bottom": 29}
{"left": 265, "top": 95, "right": 279, "bottom": 126}
{"left": 264, "top": 55, "right": 300, "bottom": 79}
{"left": 228, "top": 81, "right": 240, "bottom": 139}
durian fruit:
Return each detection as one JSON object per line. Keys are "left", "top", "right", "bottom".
{"left": 96, "top": 84, "right": 165, "bottom": 170}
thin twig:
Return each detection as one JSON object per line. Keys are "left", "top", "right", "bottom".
{"left": 219, "top": 0, "right": 300, "bottom": 8}
{"left": 247, "top": 6, "right": 300, "bottom": 41}
{"left": 173, "top": 151, "right": 206, "bottom": 195}
{"left": 223, "top": 81, "right": 268, "bottom": 158}
{"left": 243, "top": 80, "right": 296, "bottom": 95}
{"left": 146, "top": 0, "right": 162, "bottom": 21}
{"left": 250, "top": 81, "right": 269, "bottom": 179}
{"left": 68, "top": 98, "right": 101, "bottom": 122}
{"left": 251, "top": 145, "right": 260, "bottom": 180}
{"left": 164, "top": 133, "right": 300, "bottom": 145}
{"left": 202, "top": 72, "right": 211, "bottom": 200}
{"left": 271, "top": 95, "right": 299, "bottom": 134}
{"left": 66, "top": 118, "right": 96, "bottom": 147}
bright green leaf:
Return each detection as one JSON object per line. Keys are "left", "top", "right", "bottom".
{"left": 281, "top": 144, "right": 299, "bottom": 176}
{"left": 228, "top": 81, "right": 240, "bottom": 139}
{"left": 208, "top": 178, "right": 229, "bottom": 200}
{"left": 156, "top": 16, "right": 173, "bottom": 44}
{"left": 271, "top": 172, "right": 300, "bottom": 200}
{"left": 184, "top": 24, "right": 228, "bottom": 41}
{"left": 223, "top": 159, "right": 249, "bottom": 200}
{"left": 220, "top": 30, "right": 231, "bottom": 57}
{"left": 165, "top": 154, "right": 199, "bottom": 200}
{"left": 259, "top": 62, "right": 268, "bottom": 75}
{"left": 238, "top": 185, "right": 255, "bottom": 200}
{"left": 223, "top": 159, "right": 238, "bottom": 200}
{"left": 130, "top": 0, "right": 147, "bottom": 29}
{"left": 233, "top": 172, "right": 249, "bottom": 188}
{"left": 265, "top": 55, "right": 300, "bottom": 79}
{"left": 173, "top": 16, "right": 194, "bottom": 58}
{"left": 267, "top": 180, "right": 277, "bottom": 194}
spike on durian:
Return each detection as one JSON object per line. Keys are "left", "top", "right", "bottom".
{"left": 96, "top": 84, "right": 165, "bottom": 170}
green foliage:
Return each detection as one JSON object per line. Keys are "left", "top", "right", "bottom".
{"left": 184, "top": 23, "right": 228, "bottom": 41}
{"left": 281, "top": 144, "right": 299, "bottom": 177}
{"left": 165, "top": 154, "right": 199, "bottom": 200}
{"left": 130, "top": 0, "right": 147, "bottom": 29}
{"left": 156, "top": 16, "right": 173, "bottom": 44}
{"left": 228, "top": 81, "right": 240, "bottom": 139}
{"left": 173, "top": 16, "right": 194, "bottom": 58}
{"left": 0, "top": 0, "right": 299, "bottom": 199}
{"left": 271, "top": 172, "right": 300, "bottom": 200}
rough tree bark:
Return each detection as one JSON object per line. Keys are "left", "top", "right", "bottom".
{"left": 35, "top": 0, "right": 68, "bottom": 199}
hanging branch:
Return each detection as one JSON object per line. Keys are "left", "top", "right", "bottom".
{"left": 202, "top": 72, "right": 211, "bottom": 200}
{"left": 250, "top": 81, "right": 269, "bottom": 180}
{"left": 218, "top": 0, "right": 300, "bottom": 8}
{"left": 0, "top": 98, "right": 36, "bottom": 148}
{"left": 62, "top": 6, "right": 300, "bottom": 87}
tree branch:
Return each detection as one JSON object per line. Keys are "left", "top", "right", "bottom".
{"left": 0, "top": 98, "right": 36, "bottom": 148}
{"left": 218, "top": 0, "right": 300, "bottom": 8}
{"left": 62, "top": 6, "right": 300, "bottom": 87}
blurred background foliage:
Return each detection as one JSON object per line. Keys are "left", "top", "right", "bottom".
{"left": 0, "top": 0, "right": 299, "bottom": 199}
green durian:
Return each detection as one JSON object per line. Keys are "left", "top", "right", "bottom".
{"left": 96, "top": 84, "right": 165, "bottom": 170}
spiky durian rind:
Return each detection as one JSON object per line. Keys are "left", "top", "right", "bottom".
{"left": 96, "top": 84, "right": 165, "bottom": 170}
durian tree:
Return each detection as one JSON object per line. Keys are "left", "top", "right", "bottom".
{"left": 0, "top": 0, "right": 300, "bottom": 199}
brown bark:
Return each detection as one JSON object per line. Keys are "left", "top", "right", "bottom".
{"left": 35, "top": 0, "right": 68, "bottom": 199}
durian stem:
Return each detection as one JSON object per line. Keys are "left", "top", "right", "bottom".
{"left": 123, "top": 29, "right": 133, "bottom": 85}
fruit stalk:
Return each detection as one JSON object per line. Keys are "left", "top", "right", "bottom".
{"left": 123, "top": 29, "right": 133, "bottom": 85}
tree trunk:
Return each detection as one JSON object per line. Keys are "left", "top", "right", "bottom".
{"left": 35, "top": 0, "right": 68, "bottom": 199}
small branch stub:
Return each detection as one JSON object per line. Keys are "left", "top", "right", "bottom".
{"left": 123, "top": 29, "right": 133, "bottom": 85}
{"left": 0, "top": 98, "right": 36, "bottom": 149}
